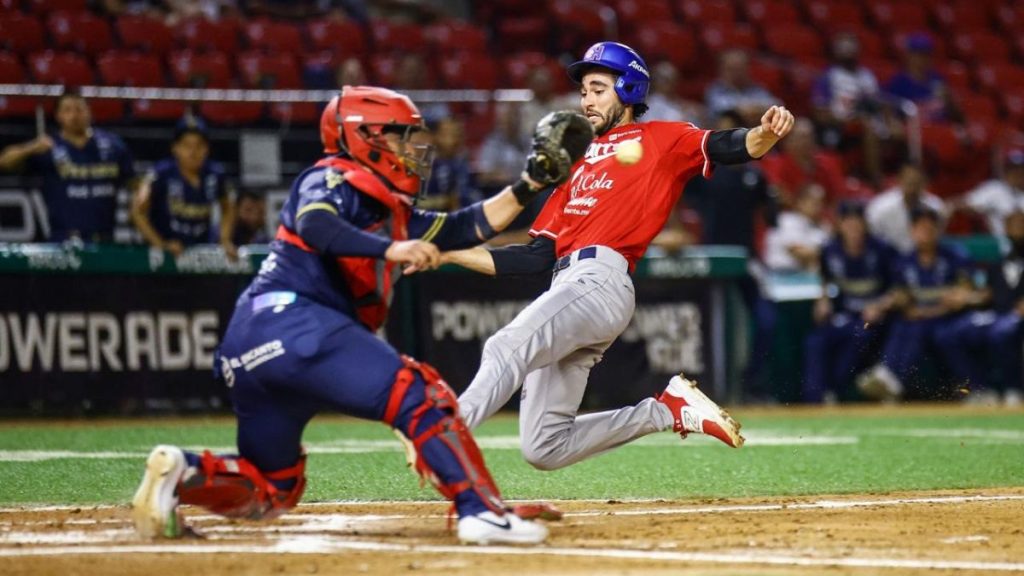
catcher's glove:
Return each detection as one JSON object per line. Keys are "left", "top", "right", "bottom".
{"left": 512, "top": 110, "right": 594, "bottom": 205}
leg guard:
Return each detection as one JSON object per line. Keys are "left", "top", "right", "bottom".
{"left": 177, "top": 451, "right": 306, "bottom": 520}
{"left": 385, "top": 355, "right": 505, "bottom": 515}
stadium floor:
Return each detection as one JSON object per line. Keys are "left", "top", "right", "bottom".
{"left": 1, "top": 405, "right": 1022, "bottom": 575}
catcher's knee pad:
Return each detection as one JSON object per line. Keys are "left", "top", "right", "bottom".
{"left": 177, "top": 451, "right": 306, "bottom": 520}
{"left": 384, "top": 355, "right": 505, "bottom": 514}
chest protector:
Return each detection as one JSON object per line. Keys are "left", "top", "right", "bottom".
{"left": 276, "top": 157, "right": 409, "bottom": 330}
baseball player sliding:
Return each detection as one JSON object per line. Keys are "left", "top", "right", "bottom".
{"left": 444, "top": 42, "right": 794, "bottom": 471}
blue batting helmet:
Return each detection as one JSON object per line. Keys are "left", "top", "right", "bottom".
{"left": 567, "top": 41, "right": 650, "bottom": 106}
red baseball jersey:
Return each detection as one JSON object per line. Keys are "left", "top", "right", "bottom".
{"left": 529, "top": 121, "right": 712, "bottom": 271}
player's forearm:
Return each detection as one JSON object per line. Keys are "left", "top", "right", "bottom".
{"left": 480, "top": 187, "right": 528, "bottom": 235}
{"left": 441, "top": 247, "right": 497, "bottom": 276}
{"left": 130, "top": 209, "right": 167, "bottom": 249}
{"left": 0, "top": 142, "right": 36, "bottom": 171}
{"left": 219, "top": 198, "right": 236, "bottom": 246}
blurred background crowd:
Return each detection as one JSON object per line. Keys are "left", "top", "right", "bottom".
{"left": 2, "top": 0, "right": 1024, "bottom": 407}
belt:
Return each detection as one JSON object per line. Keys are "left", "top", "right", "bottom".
{"left": 553, "top": 246, "right": 598, "bottom": 275}
{"left": 252, "top": 291, "right": 296, "bottom": 312}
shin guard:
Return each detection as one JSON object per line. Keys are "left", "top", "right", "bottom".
{"left": 177, "top": 451, "right": 306, "bottom": 520}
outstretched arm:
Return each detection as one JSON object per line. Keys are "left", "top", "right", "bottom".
{"left": 441, "top": 235, "right": 557, "bottom": 277}
{"left": 705, "top": 105, "right": 794, "bottom": 165}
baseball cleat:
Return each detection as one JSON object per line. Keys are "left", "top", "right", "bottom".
{"left": 131, "top": 445, "right": 187, "bottom": 539}
{"left": 657, "top": 374, "right": 744, "bottom": 448}
{"left": 457, "top": 511, "right": 549, "bottom": 545}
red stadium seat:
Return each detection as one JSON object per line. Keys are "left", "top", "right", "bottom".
{"left": 748, "top": 58, "right": 785, "bottom": 97}
{"left": 424, "top": 20, "right": 488, "bottom": 54}
{"left": 977, "top": 63, "right": 1024, "bottom": 94}
{"left": 97, "top": 52, "right": 164, "bottom": 86}
{"left": 368, "top": 54, "right": 400, "bottom": 86}
{"left": 678, "top": 0, "right": 736, "bottom": 25}
{"left": 806, "top": 1, "right": 866, "bottom": 32}
{"left": 496, "top": 17, "right": 550, "bottom": 54}
{"left": 130, "top": 99, "right": 187, "bottom": 121}
{"left": 626, "top": 22, "right": 697, "bottom": 72}
{"left": 551, "top": 0, "right": 607, "bottom": 54}
{"left": 869, "top": 2, "right": 929, "bottom": 30}
{"left": 244, "top": 19, "right": 302, "bottom": 54}
{"left": 937, "top": 60, "right": 971, "bottom": 94}
{"left": 1002, "top": 89, "right": 1024, "bottom": 124}
{"left": 0, "top": 13, "right": 45, "bottom": 55}
{"left": 168, "top": 51, "right": 232, "bottom": 88}
{"left": 0, "top": 53, "right": 37, "bottom": 118}
{"left": 700, "top": 23, "right": 759, "bottom": 54}
{"left": 370, "top": 19, "right": 425, "bottom": 53}
{"left": 176, "top": 17, "right": 241, "bottom": 54}
{"left": 28, "top": 0, "right": 85, "bottom": 14}
{"left": 237, "top": 52, "right": 301, "bottom": 88}
{"left": 502, "top": 52, "right": 567, "bottom": 90}
{"left": 744, "top": 0, "right": 800, "bottom": 25}
{"left": 614, "top": 0, "right": 674, "bottom": 27}
{"left": 269, "top": 102, "right": 318, "bottom": 124}
{"left": 29, "top": 51, "right": 94, "bottom": 85}
{"left": 116, "top": 15, "right": 174, "bottom": 56}
{"left": 861, "top": 58, "right": 899, "bottom": 85}
{"left": 956, "top": 91, "right": 999, "bottom": 124}
{"left": 952, "top": 32, "right": 1011, "bottom": 64}
{"left": 440, "top": 52, "right": 498, "bottom": 90}
{"left": 47, "top": 11, "right": 114, "bottom": 57}
{"left": 763, "top": 25, "right": 823, "bottom": 61}
{"left": 200, "top": 101, "right": 263, "bottom": 125}
{"left": 997, "top": 5, "right": 1024, "bottom": 34}
{"left": 848, "top": 29, "right": 886, "bottom": 60}
{"left": 932, "top": 1, "right": 992, "bottom": 33}
{"left": 307, "top": 19, "right": 367, "bottom": 56}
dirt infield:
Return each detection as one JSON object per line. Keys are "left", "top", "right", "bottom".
{"left": 2, "top": 488, "right": 1023, "bottom": 576}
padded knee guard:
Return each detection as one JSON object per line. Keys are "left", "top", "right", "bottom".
{"left": 385, "top": 355, "right": 505, "bottom": 514}
{"left": 177, "top": 451, "right": 306, "bottom": 520}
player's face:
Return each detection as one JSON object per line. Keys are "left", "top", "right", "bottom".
{"left": 838, "top": 214, "right": 866, "bottom": 244}
{"left": 55, "top": 97, "right": 91, "bottom": 135}
{"left": 580, "top": 71, "right": 628, "bottom": 136}
{"left": 172, "top": 133, "right": 209, "bottom": 174}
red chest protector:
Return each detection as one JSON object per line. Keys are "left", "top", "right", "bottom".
{"left": 276, "top": 157, "right": 409, "bottom": 330}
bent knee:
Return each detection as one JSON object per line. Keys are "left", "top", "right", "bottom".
{"left": 521, "top": 440, "right": 568, "bottom": 472}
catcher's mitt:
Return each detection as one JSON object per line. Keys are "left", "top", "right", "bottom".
{"left": 524, "top": 110, "right": 595, "bottom": 187}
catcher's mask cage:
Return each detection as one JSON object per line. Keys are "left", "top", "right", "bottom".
{"left": 347, "top": 122, "right": 436, "bottom": 201}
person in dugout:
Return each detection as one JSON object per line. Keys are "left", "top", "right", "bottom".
{"left": 130, "top": 86, "right": 594, "bottom": 545}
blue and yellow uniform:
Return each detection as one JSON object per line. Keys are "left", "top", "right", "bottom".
{"left": 147, "top": 159, "right": 233, "bottom": 245}
{"left": 27, "top": 130, "right": 135, "bottom": 242}
{"left": 804, "top": 235, "right": 895, "bottom": 402}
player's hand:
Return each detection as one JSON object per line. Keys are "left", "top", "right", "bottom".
{"left": 813, "top": 297, "right": 831, "bottom": 325}
{"left": 386, "top": 239, "right": 440, "bottom": 275}
{"left": 221, "top": 240, "right": 239, "bottom": 262}
{"left": 862, "top": 303, "right": 884, "bottom": 326}
{"left": 29, "top": 135, "right": 53, "bottom": 154}
{"left": 759, "top": 105, "right": 795, "bottom": 139}
{"left": 163, "top": 239, "right": 185, "bottom": 257}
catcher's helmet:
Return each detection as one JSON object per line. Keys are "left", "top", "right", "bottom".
{"left": 319, "top": 86, "right": 433, "bottom": 197}
{"left": 567, "top": 41, "right": 650, "bottom": 106}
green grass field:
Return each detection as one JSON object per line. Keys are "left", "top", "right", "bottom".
{"left": 1, "top": 408, "right": 1022, "bottom": 506}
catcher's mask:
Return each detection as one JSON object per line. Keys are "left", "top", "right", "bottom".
{"left": 320, "top": 86, "right": 435, "bottom": 198}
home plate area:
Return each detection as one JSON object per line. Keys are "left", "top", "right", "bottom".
{"left": 2, "top": 489, "right": 1023, "bottom": 576}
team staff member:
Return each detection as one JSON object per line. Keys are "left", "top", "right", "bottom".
{"left": 0, "top": 91, "right": 141, "bottom": 242}
{"left": 130, "top": 87, "right": 590, "bottom": 545}
{"left": 131, "top": 116, "right": 238, "bottom": 258}
{"left": 443, "top": 42, "right": 794, "bottom": 471}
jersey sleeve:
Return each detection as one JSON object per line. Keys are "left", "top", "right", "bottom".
{"left": 408, "top": 203, "right": 486, "bottom": 251}
{"left": 528, "top": 183, "right": 568, "bottom": 240}
{"left": 651, "top": 122, "right": 713, "bottom": 180}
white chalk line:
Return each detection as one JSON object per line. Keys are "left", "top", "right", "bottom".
{"left": 1, "top": 536, "right": 1022, "bottom": 572}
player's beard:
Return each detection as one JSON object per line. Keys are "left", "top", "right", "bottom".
{"left": 593, "top": 103, "right": 628, "bottom": 136}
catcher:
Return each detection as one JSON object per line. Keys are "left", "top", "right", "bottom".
{"left": 130, "top": 86, "right": 593, "bottom": 545}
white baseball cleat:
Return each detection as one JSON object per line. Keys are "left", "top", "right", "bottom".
{"left": 657, "top": 374, "right": 744, "bottom": 448}
{"left": 457, "top": 510, "right": 549, "bottom": 545}
{"left": 131, "top": 445, "right": 187, "bottom": 539}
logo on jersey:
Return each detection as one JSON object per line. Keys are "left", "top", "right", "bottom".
{"left": 584, "top": 137, "right": 643, "bottom": 165}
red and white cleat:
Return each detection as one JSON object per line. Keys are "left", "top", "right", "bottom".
{"left": 657, "top": 375, "right": 744, "bottom": 448}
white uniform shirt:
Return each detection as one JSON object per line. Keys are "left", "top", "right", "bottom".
{"left": 965, "top": 179, "right": 1024, "bottom": 236}
{"left": 764, "top": 211, "right": 830, "bottom": 271}
{"left": 866, "top": 187, "right": 946, "bottom": 254}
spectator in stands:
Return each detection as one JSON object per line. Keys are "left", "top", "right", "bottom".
{"left": 704, "top": 49, "right": 779, "bottom": 125}
{"left": 643, "top": 61, "right": 702, "bottom": 124}
{"left": 475, "top": 102, "right": 527, "bottom": 194}
{"left": 335, "top": 57, "right": 368, "bottom": 89}
{"left": 957, "top": 148, "right": 1024, "bottom": 237}
{"left": 866, "top": 163, "right": 945, "bottom": 253}
{"left": 885, "top": 33, "right": 960, "bottom": 123}
{"left": 394, "top": 54, "right": 451, "bottom": 124}
{"left": 130, "top": 116, "right": 237, "bottom": 258}
{"left": 764, "top": 184, "right": 830, "bottom": 273}
{"left": 804, "top": 200, "right": 897, "bottom": 404}
{"left": 231, "top": 190, "right": 269, "bottom": 245}
{"left": 518, "top": 67, "right": 576, "bottom": 149}
{"left": 0, "top": 91, "right": 142, "bottom": 243}
{"left": 812, "top": 32, "right": 883, "bottom": 184}
{"left": 421, "top": 118, "right": 477, "bottom": 211}
{"left": 858, "top": 206, "right": 977, "bottom": 401}
{"left": 933, "top": 210, "right": 1024, "bottom": 406}
{"left": 760, "top": 117, "right": 849, "bottom": 208}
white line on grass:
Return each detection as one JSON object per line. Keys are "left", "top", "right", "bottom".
{"left": 0, "top": 537, "right": 1022, "bottom": 572}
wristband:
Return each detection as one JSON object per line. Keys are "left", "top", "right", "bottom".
{"left": 511, "top": 178, "right": 542, "bottom": 206}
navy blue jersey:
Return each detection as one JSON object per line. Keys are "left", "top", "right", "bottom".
{"left": 248, "top": 162, "right": 486, "bottom": 318}
{"left": 892, "top": 243, "right": 972, "bottom": 310}
{"left": 986, "top": 256, "right": 1024, "bottom": 313}
{"left": 820, "top": 235, "right": 895, "bottom": 313}
{"left": 147, "top": 158, "right": 232, "bottom": 245}
{"left": 27, "top": 130, "right": 135, "bottom": 241}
